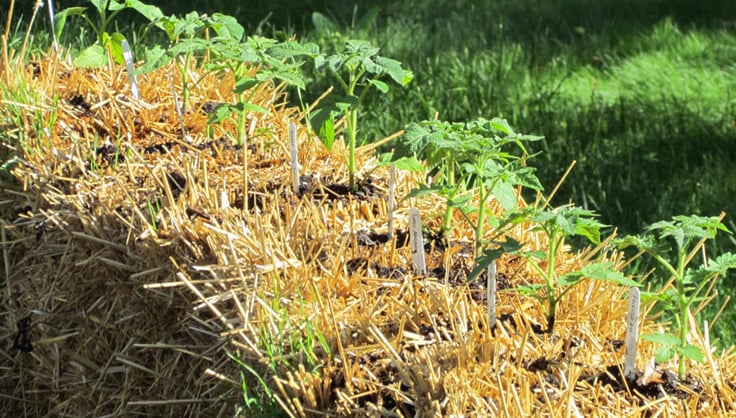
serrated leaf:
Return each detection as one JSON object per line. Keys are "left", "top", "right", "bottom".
{"left": 580, "top": 262, "right": 640, "bottom": 287}
{"left": 642, "top": 332, "right": 680, "bottom": 346}
{"left": 269, "top": 70, "right": 306, "bottom": 90}
{"left": 267, "top": 41, "right": 320, "bottom": 59}
{"left": 208, "top": 104, "right": 237, "bottom": 124}
{"left": 559, "top": 272, "right": 583, "bottom": 286}
{"left": 135, "top": 45, "right": 167, "bottom": 74}
{"left": 614, "top": 234, "right": 657, "bottom": 252}
{"left": 406, "top": 184, "right": 445, "bottom": 200}
{"left": 525, "top": 250, "right": 547, "bottom": 260}
{"left": 208, "top": 102, "right": 266, "bottom": 124}
{"left": 677, "top": 344, "right": 704, "bottom": 362}
{"left": 345, "top": 39, "right": 379, "bottom": 58}
{"left": 654, "top": 346, "right": 675, "bottom": 363}
{"left": 515, "top": 284, "right": 546, "bottom": 299}
{"left": 492, "top": 181, "right": 518, "bottom": 211}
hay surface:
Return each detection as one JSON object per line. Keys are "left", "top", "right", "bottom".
{"left": 2, "top": 50, "right": 736, "bottom": 417}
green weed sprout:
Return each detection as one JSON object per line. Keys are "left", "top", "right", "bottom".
{"left": 310, "top": 39, "right": 413, "bottom": 191}
{"left": 54, "top": 0, "right": 163, "bottom": 67}
{"left": 489, "top": 206, "right": 639, "bottom": 333}
{"left": 616, "top": 215, "right": 736, "bottom": 379}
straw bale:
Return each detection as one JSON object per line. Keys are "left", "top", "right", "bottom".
{"left": 2, "top": 47, "right": 736, "bottom": 418}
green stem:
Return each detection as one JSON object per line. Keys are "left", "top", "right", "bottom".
{"left": 475, "top": 184, "right": 487, "bottom": 258}
{"left": 345, "top": 68, "right": 360, "bottom": 191}
{"left": 182, "top": 52, "right": 193, "bottom": 113}
{"left": 676, "top": 250, "right": 688, "bottom": 380}
{"left": 441, "top": 163, "right": 456, "bottom": 236}
{"left": 347, "top": 108, "right": 357, "bottom": 191}
{"left": 545, "top": 232, "right": 562, "bottom": 332}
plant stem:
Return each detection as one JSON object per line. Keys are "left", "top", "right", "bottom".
{"left": 346, "top": 68, "right": 359, "bottom": 191}
{"left": 347, "top": 108, "right": 357, "bottom": 191}
{"left": 545, "top": 231, "right": 562, "bottom": 332}
{"left": 676, "top": 249, "right": 688, "bottom": 379}
{"left": 475, "top": 183, "right": 487, "bottom": 258}
{"left": 441, "top": 163, "right": 456, "bottom": 237}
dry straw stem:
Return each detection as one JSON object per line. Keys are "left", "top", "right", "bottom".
{"left": 1, "top": 44, "right": 736, "bottom": 418}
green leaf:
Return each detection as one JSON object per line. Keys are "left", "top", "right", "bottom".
{"left": 470, "top": 238, "right": 522, "bottom": 281}
{"left": 233, "top": 78, "right": 260, "bottom": 94}
{"left": 573, "top": 219, "right": 605, "bottom": 245}
{"left": 53, "top": 6, "right": 87, "bottom": 41}
{"left": 369, "top": 79, "right": 389, "bottom": 93}
{"left": 642, "top": 332, "right": 680, "bottom": 346}
{"left": 384, "top": 156, "right": 423, "bottom": 172}
{"left": 318, "top": 116, "right": 335, "bottom": 152}
{"left": 345, "top": 39, "right": 379, "bottom": 58}
{"left": 208, "top": 102, "right": 267, "bottom": 124}
{"left": 91, "top": 0, "right": 113, "bottom": 12}
{"left": 579, "top": 262, "right": 640, "bottom": 287}
{"left": 692, "top": 252, "right": 736, "bottom": 282}
{"left": 366, "top": 56, "right": 413, "bottom": 86}
{"left": 209, "top": 13, "right": 244, "bottom": 40}
{"left": 73, "top": 44, "right": 108, "bottom": 68}
{"left": 308, "top": 94, "right": 358, "bottom": 136}
{"left": 558, "top": 272, "right": 583, "bottom": 286}
{"left": 135, "top": 45, "right": 167, "bottom": 74}
{"left": 525, "top": 250, "right": 547, "bottom": 260}
{"left": 647, "top": 215, "right": 727, "bottom": 251}
{"left": 614, "top": 234, "right": 657, "bottom": 252}
{"left": 268, "top": 41, "right": 320, "bottom": 59}
{"left": 107, "top": 32, "right": 126, "bottom": 65}
{"left": 492, "top": 181, "right": 518, "bottom": 211}
{"left": 126, "top": 0, "right": 164, "bottom": 24}
{"left": 515, "top": 284, "right": 546, "bottom": 299}
{"left": 270, "top": 70, "right": 306, "bottom": 90}
{"left": 406, "top": 183, "right": 445, "bottom": 200}
{"left": 638, "top": 290, "right": 661, "bottom": 304}
{"left": 676, "top": 344, "right": 704, "bottom": 362}
{"left": 490, "top": 118, "right": 514, "bottom": 135}
{"left": 654, "top": 346, "right": 675, "bottom": 363}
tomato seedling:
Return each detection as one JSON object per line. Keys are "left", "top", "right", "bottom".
{"left": 616, "top": 215, "right": 736, "bottom": 379}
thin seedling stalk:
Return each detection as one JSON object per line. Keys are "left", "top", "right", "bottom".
{"left": 441, "top": 163, "right": 456, "bottom": 237}
{"left": 388, "top": 163, "right": 395, "bottom": 238}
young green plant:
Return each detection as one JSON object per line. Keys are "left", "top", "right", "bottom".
{"left": 391, "top": 118, "right": 542, "bottom": 256}
{"left": 615, "top": 214, "right": 736, "bottom": 379}
{"left": 489, "top": 205, "right": 639, "bottom": 333}
{"left": 310, "top": 39, "right": 412, "bottom": 191}
{"left": 54, "top": 0, "right": 164, "bottom": 67}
